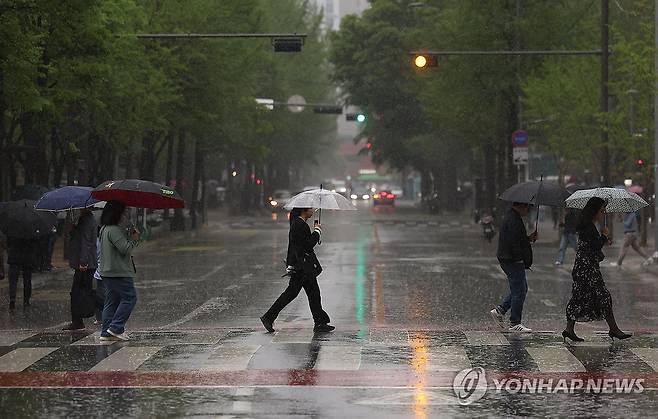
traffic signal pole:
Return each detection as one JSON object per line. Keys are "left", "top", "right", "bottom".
{"left": 654, "top": 0, "right": 658, "bottom": 260}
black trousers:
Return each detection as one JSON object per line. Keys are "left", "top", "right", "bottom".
{"left": 71, "top": 269, "right": 94, "bottom": 325}
{"left": 264, "top": 274, "right": 330, "bottom": 325}
{"left": 8, "top": 264, "right": 32, "bottom": 303}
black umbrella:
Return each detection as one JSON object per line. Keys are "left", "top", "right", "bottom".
{"left": 0, "top": 200, "right": 57, "bottom": 239}
{"left": 91, "top": 179, "right": 185, "bottom": 209}
{"left": 499, "top": 180, "right": 570, "bottom": 207}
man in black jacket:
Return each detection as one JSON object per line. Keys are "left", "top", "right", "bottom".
{"left": 63, "top": 209, "right": 98, "bottom": 330}
{"left": 7, "top": 236, "right": 38, "bottom": 309}
{"left": 490, "top": 202, "right": 537, "bottom": 332}
{"left": 261, "top": 207, "right": 334, "bottom": 333}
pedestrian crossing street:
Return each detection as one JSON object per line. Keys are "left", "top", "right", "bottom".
{"left": 0, "top": 329, "right": 657, "bottom": 376}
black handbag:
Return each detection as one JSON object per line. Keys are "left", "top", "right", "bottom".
{"left": 71, "top": 286, "right": 96, "bottom": 319}
{"left": 299, "top": 251, "right": 322, "bottom": 277}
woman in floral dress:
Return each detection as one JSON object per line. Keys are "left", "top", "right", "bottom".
{"left": 562, "top": 197, "right": 632, "bottom": 342}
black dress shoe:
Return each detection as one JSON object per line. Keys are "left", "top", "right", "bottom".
{"left": 260, "top": 316, "right": 275, "bottom": 333}
{"left": 313, "top": 324, "right": 335, "bottom": 333}
{"left": 23, "top": 301, "right": 30, "bottom": 307}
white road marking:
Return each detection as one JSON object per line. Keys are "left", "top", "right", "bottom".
{"left": 427, "top": 346, "right": 471, "bottom": 371}
{"left": 315, "top": 345, "right": 362, "bottom": 370}
{"left": 463, "top": 331, "right": 509, "bottom": 346}
{"left": 541, "top": 299, "right": 557, "bottom": 307}
{"left": 199, "top": 264, "right": 226, "bottom": 280}
{"left": 0, "top": 347, "right": 58, "bottom": 372}
{"left": 204, "top": 345, "right": 261, "bottom": 371}
{"left": 235, "top": 387, "right": 255, "bottom": 396}
{"left": 0, "top": 331, "right": 37, "bottom": 346}
{"left": 272, "top": 329, "right": 315, "bottom": 343}
{"left": 72, "top": 332, "right": 118, "bottom": 346}
{"left": 90, "top": 347, "right": 162, "bottom": 371}
{"left": 526, "top": 347, "right": 586, "bottom": 372}
{"left": 630, "top": 348, "right": 658, "bottom": 371}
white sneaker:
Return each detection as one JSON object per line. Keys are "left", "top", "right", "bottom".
{"left": 554, "top": 261, "right": 562, "bottom": 266}
{"left": 642, "top": 257, "right": 653, "bottom": 267}
{"left": 489, "top": 308, "right": 504, "bottom": 329}
{"left": 99, "top": 335, "right": 120, "bottom": 341}
{"left": 107, "top": 329, "right": 130, "bottom": 341}
{"left": 509, "top": 324, "right": 532, "bottom": 333}
{"left": 609, "top": 262, "right": 620, "bottom": 268}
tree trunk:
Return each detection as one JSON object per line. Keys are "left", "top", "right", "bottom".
{"left": 164, "top": 132, "right": 175, "bottom": 219}
{"left": 171, "top": 131, "right": 186, "bottom": 231}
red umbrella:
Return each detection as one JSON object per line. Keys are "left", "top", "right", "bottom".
{"left": 91, "top": 179, "right": 185, "bottom": 209}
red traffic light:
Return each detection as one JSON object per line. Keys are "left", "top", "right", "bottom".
{"left": 637, "top": 159, "right": 645, "bottom": 166}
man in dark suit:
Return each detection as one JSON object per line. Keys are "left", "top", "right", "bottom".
{"left": 261, "top": 207, "right": 334, "bottom": 333}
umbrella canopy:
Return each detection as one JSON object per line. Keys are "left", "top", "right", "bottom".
{"left": 628, "top": 185, "right": 643, "bottom": 194}
{"left": 0, "top": 200, "right": 57, "bottom": 239}
{"left": 11, "top": 184, "right": 51, "bottom": 201}
{"left": 499, "top": 181, "right": 570, "bottom": 207}
{"left": 565, "top": 187, "right": 648, "bottom": 213}
{"left": 35, "top": 186, "right": 101, "bottom": 211}
{"left": 91, "top": 179, "right": 185, "bottom": 209}
{"left": 284, "top": 189, "right": 357, "bottom": 210}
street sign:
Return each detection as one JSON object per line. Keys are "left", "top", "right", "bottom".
{"left": 512, "top": 130, "right": 529, "bottom": 165}
{"left": 255, "top": 98, "right": 274, "bottom": 111}
{"left": 287, "top": 95, "right": 306, "bottom": 113}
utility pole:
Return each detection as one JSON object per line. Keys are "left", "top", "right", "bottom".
{"left": 601, "top": 0, "right": 610, "bottom": 188}
{"left": 654, "top": 0, "right": 658, "bottom": 260}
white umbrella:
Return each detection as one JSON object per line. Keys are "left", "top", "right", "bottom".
{"left": 565, "top": 187, "right": 648, "bottom": 213}
{"left": 284, "top": 189, "right": 357, "bottom": 211}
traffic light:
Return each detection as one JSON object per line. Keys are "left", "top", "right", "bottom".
{"left": 413, "top": 54, "right": 437, "bottom": 69}
{"left": 346, "top": 112, "right": 367, "bottom": 122}
{"left": 366, "top": 140, "right": 372, "bottom": 150}
{"left": 637, "top": 159, "right": 645, "bottom": 167}
{"left": 313, "top": 105, "right": 343, "bottom": 114}
{"left": 273, "top": 37, "right": 303, "bottom": 52}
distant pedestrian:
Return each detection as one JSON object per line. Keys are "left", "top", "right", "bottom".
{"left": 62, "top": 209, "right": 98, "bottom": 331}
{"left": 260, "top": 207, "right": 334, "bottom": 333}
{"left": 562, "top": 197, "right": 631, "bottom": 342}
{"left": 610, "top": 211, "right": 652, "bottom": 267}
{"left": 99, "top": 201, "right": 140, "bottom": 341}
{"left": 555, "top": 208, "right": 579, "bottom": 266}
{"left": 489, "top": 202, "right": 537, "bottom": 333}
{"left": 7, "top": 236, "right": 38, "bottom": 309}
{"left": 0, "top": 231, "right": 6, "bottom": 280}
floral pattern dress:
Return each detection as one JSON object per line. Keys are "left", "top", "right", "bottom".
{"left": 566, "top": 222, "right": 613, "bottom": 322}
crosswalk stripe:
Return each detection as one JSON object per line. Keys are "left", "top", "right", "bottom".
{"left": 315, "top": 345, "right": 362, "bottom": 370}
{"left": 204, "top": 345, "right": 262, "bottom": 371}
{"left": 90, "top": 347, "right": 162, "bottom": 371}
{"left": 463, "top": 331, "right": 509, "bottom": 346}
{"left": 0, "top": 331, "right": 37, "bottom": 346}
{"left": 525, "top": 347, "right": 586, "bottom": 372}
{"left": 0, "top": 348, "right": 58, "bottom": 372}
{"left": 272, "top": 329, "right": 315, "bottom": 343}
{"left": 427, "top": 346, "right": 471, "bottom": 371}
{"left": 630, "top": 348, "right": 658, "bottom": 371}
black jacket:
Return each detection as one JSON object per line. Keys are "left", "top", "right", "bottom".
{"left": 7, "top": 237, "right": 38, "bottom": 267}
{"left": 68, "top": 212, "right": 98, "bottom": 270}
{"left": 286, "top": 216, "right": 322, "bottom": 276}
{"left": 497, "top": 208, "right": 533, "bottom": 268}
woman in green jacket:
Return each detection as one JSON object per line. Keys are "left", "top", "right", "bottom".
{"left": 99, "top": 200, "right": 140, "bottom": 341}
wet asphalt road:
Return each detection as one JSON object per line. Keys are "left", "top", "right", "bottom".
{"left": 1, "top": 201, "right": 658, "bottom": 417}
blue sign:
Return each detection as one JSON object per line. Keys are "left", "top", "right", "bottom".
{"left": 512, "top": 130, "right": 528, "bottom": 147}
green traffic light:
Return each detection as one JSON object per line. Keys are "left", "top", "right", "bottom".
{"left": 356, "top": 113, "right": 366, "bottom": 123}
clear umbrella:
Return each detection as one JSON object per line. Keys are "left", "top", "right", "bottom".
{"left": 565, "top": 187, "right": 648, "bottom": 213}
{"left": 284, "top": 188, "right": 357, "bottom": 211}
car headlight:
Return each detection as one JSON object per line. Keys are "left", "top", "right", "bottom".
{"left": 339, "top": 187, "right": 347, "bottom": 193}
{"left": 363, "top": 194, "right": 370, "bottom": 200}
{"left": 350, "top": 194, "right": 358, "bottom": 200}
{"left": 270, "top": 200, "right": 278, "bottom": 206}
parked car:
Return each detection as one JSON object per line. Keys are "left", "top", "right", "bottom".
{"left": 350, "top": 188, "right": 371, "bottom": 200}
